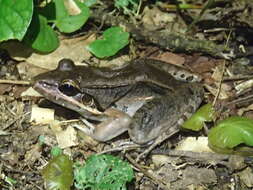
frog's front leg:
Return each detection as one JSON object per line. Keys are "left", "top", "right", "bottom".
{"left": 80, "top": 108, "right": 132, "bottom": 142}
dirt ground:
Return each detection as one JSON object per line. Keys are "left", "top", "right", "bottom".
{"left": 1, "top": 0, "right": 253, "bottom": 189}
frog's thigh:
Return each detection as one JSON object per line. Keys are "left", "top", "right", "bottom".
{"left": 89, "top": 108, "right": 132, "bottom": 142}
{"left": 128, "top": 96, "right": 181, "bottom": 144}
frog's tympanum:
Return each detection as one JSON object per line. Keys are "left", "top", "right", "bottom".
{"left": 33, "top": 58, "right": 204, "bottom": 144}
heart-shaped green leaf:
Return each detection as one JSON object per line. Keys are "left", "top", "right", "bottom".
{"left": 23, "top": 13, "right": 59, "bottom": 52}
{"left": 86, "top": 26, "right": 129, "bottom": 58}
{"left": 0, "top": 0, "right": 33, "bottom": 42}
{"left": 54, "top": 0, "right": 90, "bottom": 33}
{"left": 208, "top": 116, "right": 253, "bottom": 155}
{"left": 182, "top": 103, "right": 215, "bottom": 131}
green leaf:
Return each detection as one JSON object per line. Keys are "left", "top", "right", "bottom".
{"left": 0, "top": 0, "right": 33, "bottom": 42}
{"left": 114, "top": 0, "right": 139, "bottom": 16}
{"left": 182, "top": 103, "right": 215, "bottom": 131}
{"left": 5, "top": 177, "right": 17, "bottom": 185}
{"left": 51, "top": 147, "right": 62, "bottom": 157}
{"left": 42, "top": 154, "right": 73, "bottom": 190}
{"left": 38, "top": 135, "right": 45, "bottom": 145}
{"left": 74, "top": 154, "right": 134, "bottom": 190}
{"left": 83, "top": 0, "right": 97, "bottom": 7}
{"left": 87, "top": 26, "right": 129, "bottom": 58}
{"left": 38, "top": 2, "right": 56, "bottom": 21}
{"left": 23, "top": 13, "right": 59, "bottom": 53}
{"left": 54, "top": 0, "right": 90, "bottom": 33}
{"left": 208, "top": 116, "right": 253, "bottom": 155}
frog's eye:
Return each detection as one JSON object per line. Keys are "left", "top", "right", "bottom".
{"left": 59, "top": 80, "right": 80, "bottom": 96}
{"left": 82, "top": 94, "right": 97, "bottom": 108}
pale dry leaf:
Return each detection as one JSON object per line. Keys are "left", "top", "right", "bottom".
{"left": 176, "top": 137, "right": 213, "bottom": 153}
{"left": 204, "top": 84, "right": 228, "bottom": 99}
{"left": 30, "top": 106, "right": 55, "bottom": 124}
{"left": 64, "top": 0, "right": 81, "bottom": 15}
{"left": 151, "top": 155, "right": 180, "bottom": 167}
{"left": 21, "top": 87, "right": 43, "bottom": 97}
{"left": 238, "top": 104, "right": 253, "bottom": 116}
{"left": 55, "top": 126, "right": 78, "bottom": 148}
{"left": 211, "top": 65, "right": 223, "bottom": 82}
{"left": 235, "top": 79, "right": 253, "bottom": 94}
{"left": 142, "top": 7, "right": 176, "bottom": 29}
{"left": 239, "top": 167, "right": 253, "bottom": 188}
{"left": 17, "top": 61, "right": 48, "bottom": 79}
{"left": 1, "top": 35, "right": 95, "bottom": 70}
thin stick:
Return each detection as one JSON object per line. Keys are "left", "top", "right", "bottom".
{"left": 212, "top": 30, "right": 232, "bottom": 107}
{"left": 0, "top": 79, "right": 30, "bottom": 85}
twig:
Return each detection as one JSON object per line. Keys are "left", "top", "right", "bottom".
{"left": 0, "top": 79, "right": 30, "bottom": 85}
{"left": 225, "top": 94, "right": 253, "bottom": 106}
{"left": 212, "top": 61, "right": 226, "bottom": 107}
{"left": 223, "top": 75, "right": 253, "bottom": 81}
{"left": 2, "top": 112, "right": 30, "bottom": 130}
{"left": 212, "top": 30, "right": 232, "bottom": 107}
{"left": 150, "top": 149, "right": 229, "bottom": 162}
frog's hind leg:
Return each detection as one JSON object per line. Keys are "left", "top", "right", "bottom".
{"left": 129, "top": 84, "right": 204, "bottom": 160}
{"left": 127, "top": 95, "right": 183, "bottom": 144}
{"left": 127, "top": 96, "right": 182, "bottom": 161}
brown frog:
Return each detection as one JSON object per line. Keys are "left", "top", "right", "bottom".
{"left": 33, "top": 58, "right": 204, "bottom": 144}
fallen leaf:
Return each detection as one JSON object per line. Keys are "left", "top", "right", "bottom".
{"left": 30, "top": 106, "right": 55, "bottom": 124}
{"left": 55, "top": 126, "right": 78, "bottom": 148}
{"left": 176, "top": 137, "right": 213, "bottom": 152}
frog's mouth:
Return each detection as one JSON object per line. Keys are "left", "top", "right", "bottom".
{"left": 33, "top": 80, "right": 104, "bottom": 120}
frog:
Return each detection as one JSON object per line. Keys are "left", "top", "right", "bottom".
{"left": 33, "top": 58, "right": 204, "bottom": 145}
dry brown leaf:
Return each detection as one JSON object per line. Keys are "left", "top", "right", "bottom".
{"left": 153, "top": 52, "right": 185, "bottom": 66}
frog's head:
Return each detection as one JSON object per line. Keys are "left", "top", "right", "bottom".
{"left": 33, "top": 59, "right": 104, "bottom": 120}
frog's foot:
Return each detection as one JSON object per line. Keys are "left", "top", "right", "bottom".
{"left": 99, "top": 141, "right": 141, "bottom": 155}
{"left": 136, "top": 127, "right": 180, "bottom": 162}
